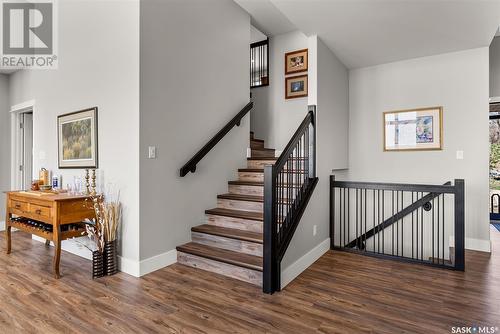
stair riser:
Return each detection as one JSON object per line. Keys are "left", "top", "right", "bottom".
{"left": 191, "top": 232, "right": 263, "bottom": 257}
{"left": 238, "top": 172, "right": 305, "bottom": 184}
{"left": 206, "top": 214, "right": 262, "bottom": 233}
{"left": 217, "top": 198, "right": 263, "bottom": 212}
{"left": 238, "top": 171, "right": 264, "bottom": 182}
{"left": 229, "top": 184, "right": 263, "bottom": 196}
{"left": 251, "top": 149, "right": 275, "bottom": 158}
{"left": 247, "top": 160, "right": 306, "bottom": 169}
{"left": 247, "top": 160, "right": 275, "bottom": 169}
{"left": 250, "top": 141, "right": 264, "bottom": 149}
{"left": 177, "top": 252, "right": 262, "bottom": 287}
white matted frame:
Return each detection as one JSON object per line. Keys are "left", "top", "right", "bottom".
{"left": 383, "top": 106, "right": 443, "bottom": 152}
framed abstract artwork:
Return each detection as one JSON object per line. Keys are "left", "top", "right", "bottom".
{"left": 383, "top": 107, "right": 443, "bottom": 151}
{"left": 58, "top": 107, "right": 99, "bottom": 168}
{"left": 285, "top": 74, "right": 308, "bottom": 99}
{"left": 285, "top": 48, "right": 308, "bottom": 75}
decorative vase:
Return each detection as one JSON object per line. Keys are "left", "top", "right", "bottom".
{"left": 104, "top": 240, "right": 118, "bottom": 276}
{"left": 92, "top": 250, "right": 104, "bottom": 279}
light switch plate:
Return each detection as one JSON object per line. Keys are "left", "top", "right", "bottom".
{"left": 456, "top": 150, "right": 464, "bottom": 160}
{"left": 148, "top": 146, "right": 157, "bottom": 159}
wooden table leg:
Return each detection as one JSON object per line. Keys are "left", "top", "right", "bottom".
{"left": 45, "top": 240, "right": 51, "bottom": 246}
{"left": 53, "top": 225, "right": 61, "bottom": 279}
{"left": 5, "top": 210, "right": 11, "bottom": 254}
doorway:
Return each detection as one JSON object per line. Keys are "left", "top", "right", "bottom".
{"left": 489, "top": 101, "right": 500, "bottom": 236}
{"left": 11, "top": 102, "right": 34, "bottom": 191}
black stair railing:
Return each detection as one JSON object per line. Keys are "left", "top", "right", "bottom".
{"left": 179, "top": 102, "right": 253, "bottom": 177}
{"left": 263, "top": 106, "right": 319, "bottom": 294}
{"left": 250, "top": 39, "right": 269, "bottom": 88}
{"left": 330, "top": 177, "right": 465, "bottom": 271}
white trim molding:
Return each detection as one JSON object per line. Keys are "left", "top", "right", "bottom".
{"left": 450, "top": 236, "right": 491, "bottom": 253}
{"left": 281, "top": 238, "right": 330, "bottom": 289}
{"left": 119, "top": 249, "right": 177, "bottom": 277}
{"left": 33, "top": 235, "right": 178, "bottom": 277}
{"left": 0, "top": 220, "right": 4, "bottom": 231}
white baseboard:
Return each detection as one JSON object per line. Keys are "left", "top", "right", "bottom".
{"left": 33, "top": 235, "right": 177, "bottom": 277}
{"left": 281, "top": 238, "right": 330, "bottom": 289}
{"left": 119, "top": 249, "right": 177, "bottom": 277}
{"left": 139, "top": 249, "right": 177, "bottom": 276}
{"left": 449, "top": 236, "right": 491, "bottom": 253}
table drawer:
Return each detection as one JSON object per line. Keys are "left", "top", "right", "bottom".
{"left": 28, "top": 204, "right": 52, "bottom": 219}
{"left": 11, "top": 200, "right": 28, "bottom": 213}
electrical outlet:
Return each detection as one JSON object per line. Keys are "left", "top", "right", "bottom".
{"left": 148, "top": 146, "right": 157, "bottom": 159}
{"left": 313, "top": 225, "right": 317, "bottom": 236}
{"left": 456, "top": 150, "right": 464, "bottom": 160}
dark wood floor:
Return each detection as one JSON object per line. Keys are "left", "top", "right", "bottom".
{"left": 1, "top": 231, "right": 499, "bottom": 333}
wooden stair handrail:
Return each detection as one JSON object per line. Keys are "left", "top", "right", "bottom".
{"left": 180, "top": 102, "right": 253, "bottom": 177}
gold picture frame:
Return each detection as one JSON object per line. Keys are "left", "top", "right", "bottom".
{"left": 285, "top": 74, "right": 308, "bottom": 99}
{"left": 383, "top": 106, "right": 443, "bottom": 151}
{"left": 285, "top": 48, "right": 308, "bottom": 75}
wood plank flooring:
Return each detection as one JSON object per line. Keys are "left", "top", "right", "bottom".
{"left": 0, "top": 230, "right": 499, "bottom": 333}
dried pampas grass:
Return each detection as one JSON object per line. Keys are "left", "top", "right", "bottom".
{"left": 83, "top": 189, "right": 121, "bottom": 253}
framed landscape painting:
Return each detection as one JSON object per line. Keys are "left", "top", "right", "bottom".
{"left": 58, "top": 107, "right": 98, "bottom": 168}
{"left": 285, "top": 74, "right": 308, "bottom": 99}
{"left": 383, "top": 107, "right": 442, "bottom": 151}
{"left": 285, "top": 48, "right": 308, "bottom": 75}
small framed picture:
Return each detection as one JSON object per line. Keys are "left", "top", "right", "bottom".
{"left": 285, "top": 74, "right": 308, "bottom": 99}
{"left": 383, "top": 107, "right": 443, "bottom": 151}
{"left": 58, "top": 107, "right": 99, "bottom": 168}
{"left": 285, "top": 48, "right": 308, "bottom": 75}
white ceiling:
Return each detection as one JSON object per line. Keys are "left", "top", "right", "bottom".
{"left": 239, "top": 0, "right": 500, "bottom": 69}
{"left": 234, "top": 0, "right": 296, "bottom": 37}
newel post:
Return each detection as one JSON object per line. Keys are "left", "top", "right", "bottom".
{"left": 263, "top": 165, "right": 276, "bottom": 293}
{"left": 454, "top": 179, "right": 465, "bottom": 271}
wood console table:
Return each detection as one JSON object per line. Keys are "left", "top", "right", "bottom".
{"left": 4, "top": 191, "right": 95, "bottom": 278}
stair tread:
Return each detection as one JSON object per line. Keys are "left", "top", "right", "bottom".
{"left": 205, "top": 208, "right": 263, "bottom": 221}
{"left": 247, "top": 157, "right": 277, "bottom": 161}
{"left": 250, "top": 138, "right": 264, "bottom": 143}
{"left": 217, "top": 193, "right": 264, "bottom": 202}
{"left": 177, "top": 242, "right": 263, "bottom": 271}
{"left": 192, "top": 224, "right": 263, "bottom": 243}
{"left": 251, "top": 148, "right": 275, "bottom": 152}
{"left": 229, "top": 180, "right": 302, "bottom": 188}
{"left": 239, "top": 168, "right": 307, "bottom": 173}
{"left": 228, "top": 180, "right": 264, "bottom": 186}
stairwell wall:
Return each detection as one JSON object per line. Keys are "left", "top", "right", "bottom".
{"left": 140, "top": 0, "right": 251, "bottom": 264}
{"left": 491, "top": 37, "right": 500, "bottom": 98}
{"left": 280, "top": 36, "right": 349, "bottom": 287}
{"left": 250, "top": 30, "right": 309, "bottom": 150}
{"left": 0, "top": 74, "right": 9, "bottom": 231}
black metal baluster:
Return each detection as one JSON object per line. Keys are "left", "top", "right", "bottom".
{"left": 392, "top": 190, "right": 395, "bottom": 256}
{"left": 437, "top": 194, "right": 440, "bottom": 264}
{"left": 421, "top": 192, "right": 424, "bottom": 261}
{"left": 442, "top": 194, "right": 445, "bottom": 266}
{"left": 432, "top": 197, "right": 435, "bottom": 263}
{"left": 412, "top": 192, "right": 414, "bottom": 259}
{"left": 355, "top": 189, "right": 359, "bottom": 248}
{"left": 364, "top": 189, "right": 367, "bottom": 251}
{"left": 373, "top": 189, "right": 375, "bottom": 253}
{"left": 382, "top": 190, "right": 385, "bottom": 254}
{"left": 401, "top": 191, "right": 404, "bottom": 257}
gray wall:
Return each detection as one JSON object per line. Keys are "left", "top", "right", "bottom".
{"left": 347, "top": 47, "right": 490, "bottom": 250}
{"left": 281, "top": 36, "right": 349, "bottom": 284}
{"left": 250, "top": 30, "right": 308, "bottom": 149}
{"left": 140, "top": 0, "right": 250, "bottom": 260}
{"left": 491, "top": 37, "right": 500, "bottom": 98}
{"left": 0, "top": 74, "right": 9, "bottom": 228}
{"left": 8, "top": 0, "right": 141, "bottom": 263}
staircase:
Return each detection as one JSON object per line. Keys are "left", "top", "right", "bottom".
{"left": 176, "top": 133, "right": 275, "bottom": 287}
